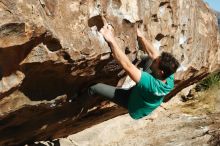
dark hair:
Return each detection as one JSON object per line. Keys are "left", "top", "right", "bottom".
{"left": 159, "top": 52, "right": 180, "bottom": 79}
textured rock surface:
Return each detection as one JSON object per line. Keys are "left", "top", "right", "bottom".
{"left": 29, "top": 84, "right": 220, "bottom": 146}
{"left": 216, "top": 11, "right": 220, "bottom": 30}
{"left": 0, "top": 0, "right": 219, "bottom": 145}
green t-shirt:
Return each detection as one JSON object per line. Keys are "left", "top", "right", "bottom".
{"left": 128, "top": 71, "right": 175, "bottom": 120}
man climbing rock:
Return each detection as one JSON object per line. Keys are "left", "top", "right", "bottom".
{"left": 77, "top": 20, "right": 180, "bottom": 120}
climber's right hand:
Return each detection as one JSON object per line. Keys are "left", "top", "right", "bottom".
{"left": 137, "top": 27, "right": 144, "bottom": 38}
{"left": 100, "top": 23, "right": 116, "bottom": 44}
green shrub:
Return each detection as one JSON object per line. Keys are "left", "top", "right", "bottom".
{"left": 197, "top": 72, "right": 220, "bottom": 90}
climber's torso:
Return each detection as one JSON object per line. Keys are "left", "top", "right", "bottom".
{"left": 128, "top": 70, "right": 175, "bottom": 119}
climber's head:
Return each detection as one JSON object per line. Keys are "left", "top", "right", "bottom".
{"left": 150, "top": 52, "right": 180, "bottom": 80}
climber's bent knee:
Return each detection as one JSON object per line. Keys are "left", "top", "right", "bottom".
{"left": 88, "top": 83, "right": 116, "bottom": 99}
{"left": 88, "top": 83, "right": 103, "bottom": 96}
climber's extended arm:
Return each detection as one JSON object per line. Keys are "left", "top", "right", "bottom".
{"left": 137, "top": 28, "right": 160, "bottom": 60}
{"left": 100, "top": 24, "right": 141, "bottom": 83}
{"left": 109, "top": 40, "right": 141, "bottom": 83}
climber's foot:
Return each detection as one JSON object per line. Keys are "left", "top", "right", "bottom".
{"left": 69, "top": 92, "right": 79, "bottom": 101}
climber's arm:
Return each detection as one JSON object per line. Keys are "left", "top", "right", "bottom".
{"left": 100, "top": 24, "right": 141, "bottom": 83}
{"left": 137, "top": 28, "right": 160, "bottom": 60}
{"left": 108, "top": 40, "right": 141, "bottom": 83}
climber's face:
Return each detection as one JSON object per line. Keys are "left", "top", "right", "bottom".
{"left": 150, "top": 57, "right": 164, "bottom": 79}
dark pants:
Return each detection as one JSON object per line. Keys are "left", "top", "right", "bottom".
{"left": 86, "top": 54, "right": 153, "bottom": 109}
{"left": 88, "top": 83, "right": 133, "bottom": 109}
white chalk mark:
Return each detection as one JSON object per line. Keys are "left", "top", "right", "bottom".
{"left": 179, "top": 36, "right": 187, "bottom": 45}
{"left": 159, "top": 7, "right": 165, "bottom": 17}
{"left": 153, "top": 40, "right": 161, "bottom": 51}
{"left": 177, "top": 64, "right": 188, "bottom": 72}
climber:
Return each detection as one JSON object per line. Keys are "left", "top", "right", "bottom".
{"left": 76, "top": 21, "right": 180, "bottom": 120}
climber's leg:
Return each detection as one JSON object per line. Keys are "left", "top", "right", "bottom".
{"left": 88, "top": 83, "right": 132, "bottom": 109}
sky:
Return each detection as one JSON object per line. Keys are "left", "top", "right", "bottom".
{"left": 203, "top": 0, "right": 220, "bottom": 12}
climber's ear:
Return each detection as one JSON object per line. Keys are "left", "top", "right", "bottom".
{"left": 160, "top": 70, "right": 165, "bottom": 78}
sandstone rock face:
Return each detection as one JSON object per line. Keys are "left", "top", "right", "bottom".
{"left": 216, "top": 11, "right": 220, "bottom": 30}
{"left": 0, "top": 0, "right": 219, "bottom": 145}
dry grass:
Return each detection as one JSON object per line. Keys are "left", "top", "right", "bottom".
{"left": 180, "top": 72, "right": 220, "bottom": 115}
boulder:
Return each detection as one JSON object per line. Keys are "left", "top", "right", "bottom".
{"left": 0, "top": 0, "right": 219, "bottom": 145}
{"left": 215, "top": 11, "right": 220, "bottom": 30}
